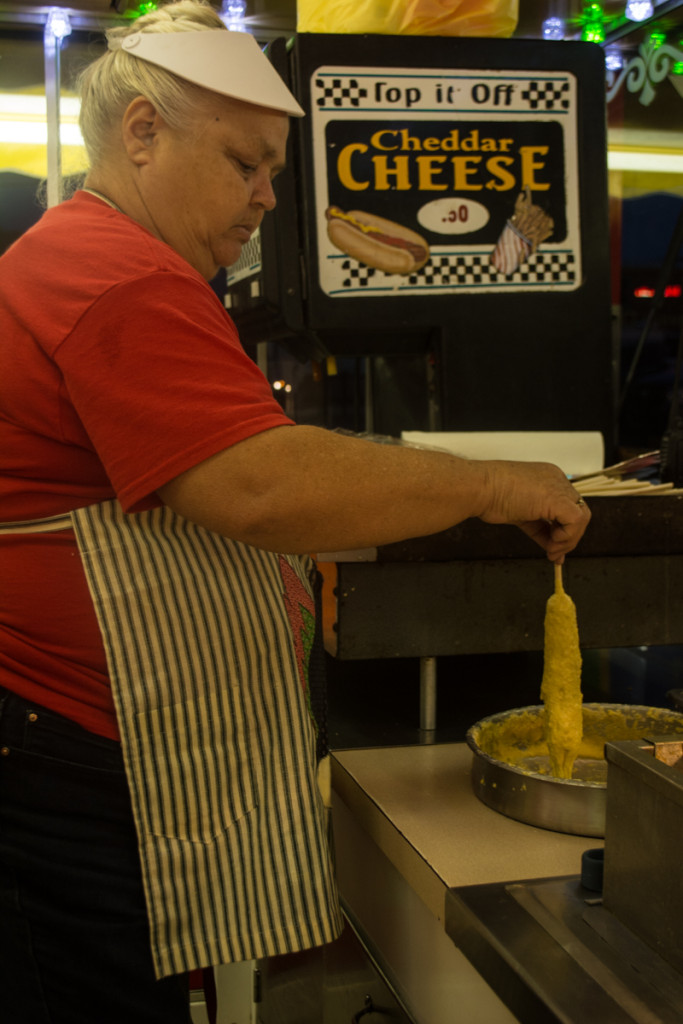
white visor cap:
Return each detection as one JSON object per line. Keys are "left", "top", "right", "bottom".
{"left": 116, "top": 29, "right": 304, "bottom": 117}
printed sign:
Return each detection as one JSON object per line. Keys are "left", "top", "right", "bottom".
{"left": 311, "top": 66, "right": 580, "bottom": 297}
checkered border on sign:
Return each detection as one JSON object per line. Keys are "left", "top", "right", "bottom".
{"left": 226, "top": 232, "right": 262, "bottom": 285}
{"left": 331, "top": 250, "right": 576, "bottom": 291}
{"left": 520, "top": 79, "right": 570, "bottom": 111}
{"left": 314, "top": 77, "right": 368, "bottom": 108}
{"left": 314, "top": 76, "right": 571, "bottom": 112}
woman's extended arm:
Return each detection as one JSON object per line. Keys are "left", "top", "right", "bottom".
{"left": 157, "top": 424, "right": 590, "bottom": 562}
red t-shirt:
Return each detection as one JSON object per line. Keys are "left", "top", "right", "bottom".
{"left": 0, "top": 191, "right": 293, "bottom": 739}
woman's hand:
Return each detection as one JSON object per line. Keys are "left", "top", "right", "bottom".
{"left": 474, "top": 460, "right": 591, "bottom": 562}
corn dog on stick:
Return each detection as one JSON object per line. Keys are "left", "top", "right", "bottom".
{"left": 540, "top": 564, "right": 583, "bottom": 779}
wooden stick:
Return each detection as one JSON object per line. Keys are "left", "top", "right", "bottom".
{"left": 554, "top": 562, "right": 563, "bottom": 593}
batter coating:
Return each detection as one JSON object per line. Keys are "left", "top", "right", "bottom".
{"left": 540, "top": 565, "right": 583, "bottom": 778}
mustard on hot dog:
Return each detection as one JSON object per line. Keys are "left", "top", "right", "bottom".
{"left": 326, "top": 207, "right": 430, "bottom": 275}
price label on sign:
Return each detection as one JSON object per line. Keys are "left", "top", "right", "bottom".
{"left": 417, "top": 198, "right": 490, "bottom": 235}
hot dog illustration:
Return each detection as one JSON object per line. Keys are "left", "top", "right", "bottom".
{"left": 326, "top": 206, "right": 430, "bottom": 275}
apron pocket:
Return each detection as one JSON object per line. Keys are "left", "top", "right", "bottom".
{"left": 132, "top": 696, "right": 258, "bottom": 844}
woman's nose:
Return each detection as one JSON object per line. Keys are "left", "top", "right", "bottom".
{"left": 253, "top": 173, "right": 277, "bottom": 211}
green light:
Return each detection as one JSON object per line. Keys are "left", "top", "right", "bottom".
{"left": 673, "top": 62, "right": 683, "bottom": 75}
{"left": 124, "top": 1, "right": 158, "bottom": 18}
{"left": 581, "top": 3, "right": 606, "bottom": 43}
{"left": 650, "top": 31, "right": 666, "bottom": 48}
{"left": 582, "top": 24, "right": 605, "bottom": 42}
{"left": 582, "top": 21, "right": 605, "bottom": 43}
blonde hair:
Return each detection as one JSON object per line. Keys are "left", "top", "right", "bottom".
{"left": 78, "top": 1, "right": 225, "bottom": 166}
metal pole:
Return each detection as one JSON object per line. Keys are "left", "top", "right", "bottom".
{"left": 44, "top": 27, "right": 62, "bottom": 208}
{"left": 364, "top": 356, "right": 374, "bottom": 434}
{"left": 256, "top": 341, "right": 269, "bottom": 377}
{"left": 419, "top": 655, "right": 437, "bottom": 735}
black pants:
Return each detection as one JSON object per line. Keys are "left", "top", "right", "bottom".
{"left": 0, "top": 687, "right": 190, "bottom": 1024}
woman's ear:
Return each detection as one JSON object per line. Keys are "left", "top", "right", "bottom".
{"left": 121, "top": 96, "right": 164, "bottom": 166}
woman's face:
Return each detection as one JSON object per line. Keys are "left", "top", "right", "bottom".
{"left": 135, "top": 93, "right": 290, "bottom": 280}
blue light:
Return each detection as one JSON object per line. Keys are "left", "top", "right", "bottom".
{"left": 542, "top": 16, "right": 566, "bottom": 40}
{"left": 44, "top": 7, "right": 72, "bottom": 43}
{"left": 220, "top": 0, "right": 248, "bottom": 31}
{"left": 604, "top": 46, "right": 624, "bottom": 70}
{"left": 625, "top": 0, "right": 654, "bottom": 21}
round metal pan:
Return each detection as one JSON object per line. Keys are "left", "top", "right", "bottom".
{"left": 466, "top": 703, "right": 683, "bottom": 837}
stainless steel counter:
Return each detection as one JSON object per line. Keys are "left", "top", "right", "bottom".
{"left": 445, "top": 875, "right": 683, "bottom": 1024}
{"left": 331, "top": 743, "right": 683, "bottom": 1024}
{"left": 331, "top": 743, "right": 598, "bottom": 920}
{"left": 331, "top": 743, "right": 601, "bottom": 1024}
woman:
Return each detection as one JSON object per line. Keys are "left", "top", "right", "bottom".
{"left": 0, "top": 3, "right": 590, "bottom": 1022}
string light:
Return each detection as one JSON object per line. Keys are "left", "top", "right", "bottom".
{"left": 124, "top": 2, "right": 158, "bottom": 18}
{"left": 220, "top": 0, "right": 248, "bottom": 31}
{"left": 625, "top": 0, "right": 654, "bottom": 21}
{"left": 44, "top": 8, "right": 72, "bottom": 44}
{"left": 674, "top": 38, "right": 683, "bottom": 75}
{"left": 581, "top": 3, "right": 606, "bottom": 43}
{"left": 542, "top": 17, "right": 566, "bottom": 40}
{"left": 604, "top": 46, "right": 624, "bottom": 70}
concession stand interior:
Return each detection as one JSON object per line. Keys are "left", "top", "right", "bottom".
{"left": 3, "top": 0, "right": 683, "bottom": 1021}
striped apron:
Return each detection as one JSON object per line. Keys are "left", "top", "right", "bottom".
{"left": 1, "top": 499, "right": 342, "bottom": 978}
